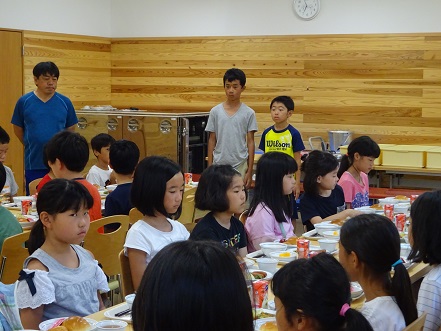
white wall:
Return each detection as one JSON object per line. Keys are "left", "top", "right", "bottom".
{"left": 1, "top": 0, "right": 440, "bottom": 37}
{"left": 0, "top": 0, "right": 111, "bottom": 37}
{"left": 110, "top": 0, "right": 441, "bottom": 37}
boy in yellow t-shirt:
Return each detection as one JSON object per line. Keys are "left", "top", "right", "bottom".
{"left": 259, "top": 96, "right": 305, "bottom": 199}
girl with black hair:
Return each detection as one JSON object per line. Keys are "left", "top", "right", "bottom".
{"left": 299, "top": 150, "right": 361, "bottom": 231}
{"left": 339, "top": 214, "right": 417, "bottom": 331}
{"left": 337, "top": 136, "right": 380, "bottom": 208}
{"left": 245, "top": 152, "right": 297, "bottom": 252}
{"left": 272, "top": 253, "right": 373, "bottom": 331}
{"left": 409, "top": 190, "right": 441, "bottom": 330}
{"left": 17, "top": 179, "right": 109, "bottom": 329}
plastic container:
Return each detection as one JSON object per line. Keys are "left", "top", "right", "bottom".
{"left": 340, "top": 143, "right": 396, "bottom": 166}
{"left": 426, "top": 146, "right": 441, "bottom": 169}
{"left": 381, "top": 145, "right": 436, "bottom": 168}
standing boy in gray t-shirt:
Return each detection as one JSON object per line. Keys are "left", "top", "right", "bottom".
{"left": 205, "top": 68, "right": 258, "bottom": 188}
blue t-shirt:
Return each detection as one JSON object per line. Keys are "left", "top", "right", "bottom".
{"left": 11, "top": 91, "right": 78, "bottom": 170}
{"left": 259, "top": 124, "right": 305, "bottom": 156}
{"left": 105, "top": 183, "right": 133, "bottom": 216}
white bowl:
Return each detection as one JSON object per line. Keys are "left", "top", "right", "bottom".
{"left": 269, "top": 250, "right": 297, "bottom": 263}
{"left": 125, "top": 293, "right": 136, "bottom": 309}
{"left": 106, "top": 184, "right": 118, "bottom": 192}
{"left": 314, "top": 223, "right": 340, "bottom": 235}
{"left": 259, "top": 242, "right": 287, "bottom": 257}
{"left": 96, "top": 320, "right": 128, "bottom": 331}
{"left": 323, "top": 230, "right": 340, "bottom": 239}
{"left": 354, "top": 206, "right": 377, "bottom": 214}
{"left": 351, "top": 282, "right": 363, "bottom": 299}
{"left": 318, "top": 238, "right": 338, "bottom": 252}
{"left": 394, "top": 203, "right": 410, "bottom": 214}
{"left": 256, "top": 258, "right": 278, "bottom": 273}
{"left": 400, "top": 243, "right": 411, "bottom": 257}
{"left": 379, "top": 197, "right": 399, "bottom": 206}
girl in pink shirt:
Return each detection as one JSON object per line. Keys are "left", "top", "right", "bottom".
{"left": 245, "top": 152, "right": 297, "bottom": 252}
{"left": 338, "top": 136, "right": 380, "bottom": 208}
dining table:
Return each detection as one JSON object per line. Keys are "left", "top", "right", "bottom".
{"left": 85, "top": 241, "right": 432, "bottom": 331}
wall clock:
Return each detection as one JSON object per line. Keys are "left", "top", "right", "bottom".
{"left": 293, "top": 0, "right": 320, "bottom": 20}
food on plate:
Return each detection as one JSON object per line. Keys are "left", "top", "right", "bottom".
{"left": 370, "top": 204, "right": 383, "bottom": 210}
{"left": 61, "top": 316, "right": 90, "bottom": 331}
{"left": 395, "top": 195, "right": 408, "bottom": 200}
{"left": 280, "top": 237, "right": 297, "bottom": 245}
{"left": 330, "top": 218, "right": 345, "bottom": 226}
{"left": 278, "top": 252, "right": 291, "bottom": 258}
{"left": 260, "top": 320, "right": 278, "bottom": 331}
{"left": 253, "top": 309, "right": 275, "bottom": 320}
{"left": 17, "top": 215, "right": 31, "bottom": 222}
{"left": 251, "top": 271, "right": 267, "bottom": 280}
{"left": 49, "top": 327, "right": 68, "bottom": 331}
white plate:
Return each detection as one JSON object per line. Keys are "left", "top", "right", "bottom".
{"left": 249, "top": 269, "right": 274, "bottom": 281}
{"left": 351, "top": 291, "right": 365, "bottom": 301}
{"left": 39, "top": 317, "right": 97, "bottom": 331}
{"left": 246, "top": 250, "right": 267, "bottom": 261}
{"left": 273, "top": 239, "right": 297, "bottom": 250}
{"left": 103, "top": 302, "right": 132, "bottom": 323}
{"left": 302, "top": 229, "right": 323, "bottom": 240}
{"left": 254, "top": 317, "right": 277, "bottom": 331}
{"left": 267, "top": 300, "right": 275, "bottom": 310}
{"left": 244, "top": 258, "right": 255, "bottom": 268}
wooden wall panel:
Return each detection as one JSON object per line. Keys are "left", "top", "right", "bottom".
{"left": 111, "top": 34, "right": 441, "bottom": 145}
{"left": 23, "top": 31, "right": 112, "bottom": 109}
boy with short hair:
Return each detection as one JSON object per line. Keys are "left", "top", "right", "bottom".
{"left": 205, "top": 68, "right": 258, "bottom": 188}
{"left": 105, "top": 140, "right": 140, "bottom": 216}
{"left": 0, "top": 126, "right": 18, "bottom": 200}
{"left": 259, "top": 96, "right": 305, "bottom": 198}
{"left": 43, "top": 130, "right": 102, "bottom": 221}
{"left": 87, "top": 133, "right": 116, "bottom": 187}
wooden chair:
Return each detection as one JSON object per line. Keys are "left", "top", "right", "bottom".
{"left": 239, "top": 209, "right": 249, "bottom": 225}
{"left": 403, "top": 312, "right": 427, "bottom": 331}
{"left": 129, "top": 207, "right": 143, "bottom": 225}
{"left": 118, "top": 249, "right": 134, "bottom": 297}
{"left": 82, "top": 215, "right": 131, "bottom": 304}
{"left": 177, "top": 187, "right": 197, "bottom": 224}
{"left": 0, "top": 231, "right": 31, "bottom": 284}
{"left": 28, "top": 177, "right": 43, "bottom": 195}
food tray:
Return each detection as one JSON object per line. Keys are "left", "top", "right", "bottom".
{"left": 254, "top": 317, "right": 276, "bottom": 331}
{"left": 39, "top": 317, "right": 97, "bottom": 331}
{"left": 246, "top": 250, "right": 266, "bottom": 260}
{"left": 103, "top": 302, "right": 132, "bottom": 323}
{"left": 301, "top": 229, "right": 323, "bottom": 240}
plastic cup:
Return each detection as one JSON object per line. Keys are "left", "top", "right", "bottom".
{"left": 21, "top": 199, "right": 33, "bottom": 215}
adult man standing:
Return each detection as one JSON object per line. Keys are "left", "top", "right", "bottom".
{"left": 11, "top": 61, "right": 78, "bottom": 194}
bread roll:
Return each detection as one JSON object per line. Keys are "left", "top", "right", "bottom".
{"left": 62, "top": 316, "right": 90, "bottom": 331}
{"left": 49, "top": 327, "right": 68, "bottom": 331}
{"left": 260, "top": 321, "right": 278, "bottom": 331}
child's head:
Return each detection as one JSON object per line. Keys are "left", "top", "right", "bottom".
{"left": 272, "top": 253, "right": 373, "bottom": 331}
{"left": 250, "top": 152, "right": 298, "bottom": 223}
{"left": 131, "top": 156, "right": 183, "bottom": 218}
{"left": 269, "top": 96, "right": 294, "bottom": 127}
{"left": 301, "top": 150, "right": 339, "bottom": 195}
{"left": 195, "top": 164, "right": 246, "bottom": 214}
{"left": 91, "top": 133, "right": 115, "bottom": 165}
{"left": 409, "top": 190, "right": 441, "bottom": 265}
{"left": 45, "top": 130, "right": 89, "bottom": 176}
{"left": 133, "top": 240, "right": 253, "bottom": 331}
{"left": 28, "top": 178, "right": 94, "bottom": 254}
{"left": 223, "top": 68, "right": 246, "bottom": 87}
{"left": 340, "top": 214, "right": 417, "bottom": 325}
{"left": 338, "top": 136, "right": 380, "bottom": 178}
{"left": 0, "top": 126, "right": 10, "bottom": 163}
{"left": 109, "top": 140, "right": 140, "bottom": 175}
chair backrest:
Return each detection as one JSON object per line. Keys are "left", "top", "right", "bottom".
{"left": 28, "top": 177, "right": 43, "bottom": 195}
{"left": 239, "top": 209, "right": 249, "bottom": 225}
{"left": 83, "top": 215, "right": 131, "bottom": 277}
{"left": 0, "top": 231, "right": 31, "bottom": 284}
{"left": 118, "top": 249, "right": 134, "bottom": 297}
{"left": 177, "top": 187, "right": 197, "bottom": 224}
{"left": 129, "top": 207, "right": 143, "bottom": 225}
{"left": 403, "top": 312, "right": 427, "bottom": 331}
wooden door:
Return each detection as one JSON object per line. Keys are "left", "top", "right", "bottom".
{"left": 0, "top": 30, "right": 24, "bottom": 195}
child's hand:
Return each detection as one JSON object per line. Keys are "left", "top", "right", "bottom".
{"left": 293, "top": 183, "right": 301, "bottom": 200}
